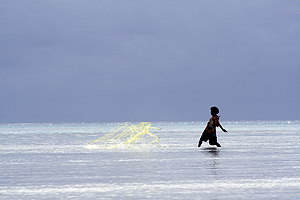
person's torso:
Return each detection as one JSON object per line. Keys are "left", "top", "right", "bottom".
{"left": 207, "top": 115, "right": 219, "bottom": 129}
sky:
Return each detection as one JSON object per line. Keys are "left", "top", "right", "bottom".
{"left": 0, "top": 0, "right": 299, "bottom": 123}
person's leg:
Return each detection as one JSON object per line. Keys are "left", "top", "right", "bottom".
{"left": 209, "top": 134, "right": 221, "bottom": 147}
{"left": 209, "top": 138, "right": 221, "bottom": 147}
{"left": 198, "top": 131, "right": 208, "bottom": 147}
{"left": 198, "top": 139, "right": 202, "bottom": 147}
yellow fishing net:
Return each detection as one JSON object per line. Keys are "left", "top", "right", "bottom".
{"left": 89, "top": 122, "right": 161, "bottom": 148}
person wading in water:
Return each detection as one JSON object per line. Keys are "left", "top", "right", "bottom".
{"left": 198, "top": 106, "right": 227, "bottom": 147}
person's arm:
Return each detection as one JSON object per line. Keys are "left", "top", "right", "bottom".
{"left": 215, "top": 116, "right": 227, "bottom": 132}
{"left": 219, "top": 124, "right": 227, "bottom": 132}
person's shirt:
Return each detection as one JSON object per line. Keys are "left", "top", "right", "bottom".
{"left": 207, "top": 115, "right": 220, "bottom": 130}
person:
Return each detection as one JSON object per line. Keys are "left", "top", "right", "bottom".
{"left": 198, "top": 106, "right": 227, "bottom": 147}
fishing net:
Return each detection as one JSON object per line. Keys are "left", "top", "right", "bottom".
{"left": 89, "top": 122, "right": 161, "bottom": 148}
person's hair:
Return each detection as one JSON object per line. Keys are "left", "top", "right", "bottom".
{"left": 210, "top": 106, "right": 219, "bottom": 115}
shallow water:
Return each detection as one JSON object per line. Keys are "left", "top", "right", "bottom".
{"left": 0, "top": 121, "right": 299, "bottom": 200}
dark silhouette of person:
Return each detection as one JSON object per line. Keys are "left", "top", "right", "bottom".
{"left": 198, "top": 106, "right": 227, "bottom": 147}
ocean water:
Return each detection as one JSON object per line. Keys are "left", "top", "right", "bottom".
{"left": 0, "top": 121, "right": 299, "bottom": 200}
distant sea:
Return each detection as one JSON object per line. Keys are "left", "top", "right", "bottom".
{"left": 0, "top": 121, "right": 299, "bottom": 200}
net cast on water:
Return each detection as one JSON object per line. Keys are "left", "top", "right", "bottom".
{"left": 89, "top": 122, "right": 161, "bottom": 149}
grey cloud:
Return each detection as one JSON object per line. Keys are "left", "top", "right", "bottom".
{"left": 0, "top": 0, "right": 298, "bottom": 122}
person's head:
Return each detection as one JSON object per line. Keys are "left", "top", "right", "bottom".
{"left": 210, "top": 106, "right": 219, "bottom": 116}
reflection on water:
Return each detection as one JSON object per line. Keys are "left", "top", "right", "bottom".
{"left": 202, "top": 147, "right": 220, "bottom": 157}
{"left": 201, "top": 147, "right": 221, "bottom": 176}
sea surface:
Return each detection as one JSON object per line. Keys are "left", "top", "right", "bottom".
{"left": 0, "top": 121, "right": 299, "bottom": 200}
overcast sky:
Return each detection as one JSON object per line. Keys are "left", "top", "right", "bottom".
{"left": 0, "top": 0, "right": 299, "bottom": 123}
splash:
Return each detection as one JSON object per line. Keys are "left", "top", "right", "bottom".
{"left": 88, "top": 122, "right": 161, "bottom": 149}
